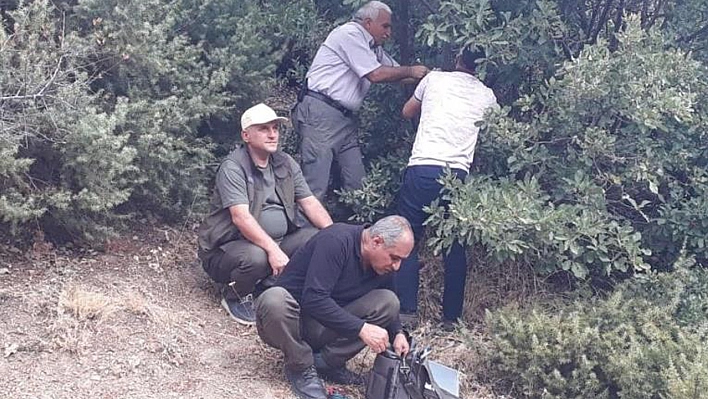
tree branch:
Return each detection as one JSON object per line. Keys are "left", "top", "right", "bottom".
{"left": 679, "top": 23, "right": 708, "bottom": 43}
{"left": 590, "top": 0, "right": 615, "bottom": 44}
{"left": 416, "top": 0, "right": 437, "bottom": 14}
{"left": 0, "top": 55, "right": 64, "bottom": 102}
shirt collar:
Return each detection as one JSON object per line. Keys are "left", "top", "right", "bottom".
{"left": 355, "top": 223, "right": 371, "bottom": 269}
{"left": 349, "top": 21, "right": 377, "bottom": 49}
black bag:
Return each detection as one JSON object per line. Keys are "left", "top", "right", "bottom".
{"left": 365, "top": 341, "right": 461, "bottom": 399}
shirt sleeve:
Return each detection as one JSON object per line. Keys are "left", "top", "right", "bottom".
{"left": 288, "top": 157, "right": 313, "bottom": 200}
{"left": 300, "top": 234, "right": 366, "bottom": 338}
{"left": 326, "top": 28, "right": 381, "bottom": 79}
{"left": 487, "top": 90, "right": 500, "bottom": 111}
{"left": 215, "top": 160, "right": 249, "bottom": 209}
{"left": 413, "top": 73, "right": 431, "bottom": 102}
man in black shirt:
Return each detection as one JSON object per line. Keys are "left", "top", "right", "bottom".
{"left": 254, "top": 215, "right": 414, "bottom": 399}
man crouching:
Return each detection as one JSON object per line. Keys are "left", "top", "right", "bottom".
{"left": 255, "top": 215, "right": 414, "bottom": 399}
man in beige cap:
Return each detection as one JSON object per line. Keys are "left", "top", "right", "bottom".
{"left": 198, "top": 103, "right": 333, "bottom": 325}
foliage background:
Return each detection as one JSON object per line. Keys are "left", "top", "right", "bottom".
{"left": 2, "top": 0, "right": 708, "bottom": 396}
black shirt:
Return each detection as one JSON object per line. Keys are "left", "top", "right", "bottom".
{"left": 277, "top": 223, "right": 401, "bottom": 338}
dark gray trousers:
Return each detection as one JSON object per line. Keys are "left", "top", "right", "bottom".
{"left": 255, "top": 287, "right": 399, "bottom": 372}
{"left": 200, "top": 227, "right": 318, "bottom": 299}
{"left": 292, "top": 95, "right": 365, "bottom": 201}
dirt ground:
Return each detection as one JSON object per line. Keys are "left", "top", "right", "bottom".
{"left": 0, "top": 224, "right": 498, "bottom": 399}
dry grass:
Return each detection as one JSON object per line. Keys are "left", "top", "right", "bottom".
{"left": 417, "top": 246, "right": 557, "bottom": 324}
{"left": 122, "top": 290, "right": 177, "bottom": 326}
{"left": 47, "top": 284, "right": 186, "bottom": 356}
{"left": 412, "top": 246, "right": 564, "bottom": 398}
{"left": 58, "top": 286, "right": 118, "bottom": 321}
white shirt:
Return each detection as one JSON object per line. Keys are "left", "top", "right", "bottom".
{"left": 307, "top": 22, "right": 398, "bottom": 111}
{"left": 408, "top": 71, "right": 498, "bottom": 173}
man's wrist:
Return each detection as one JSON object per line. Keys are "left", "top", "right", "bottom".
{"left": 264, "top": 239, "right": 280, "bottom": 254}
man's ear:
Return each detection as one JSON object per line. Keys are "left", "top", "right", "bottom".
{"left": 372, "top": 235, "right": 385, "bottom": 247}
{"left": 241, "top": 129, "right": 248, "bottom": 143}
{"left": 363, "top": 17, "right": 372, "bottom": 29}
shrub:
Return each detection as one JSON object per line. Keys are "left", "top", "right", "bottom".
{"left": 0, "top": 1, "right": 140, "bottom": 242}
{"left": 1, "top": 0, "right": 296, "bottom": 243}
{"left": 481, "top": 265, "right": 708, "bottom": 398}
{"left": 426, "top": 17, "right": 708, "bottom": 279}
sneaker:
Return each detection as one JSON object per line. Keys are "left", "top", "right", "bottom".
{"left": 220, "top": 294, "right": 255, "bottom": 326}
{"left": 313, "top": 353, "right": 364, "bottom": 386}
{"left": 399, "top": 311, "right": 418, "bottom": 331}
{"left": 285, "top": 365, "right": 327, "bottom": 399}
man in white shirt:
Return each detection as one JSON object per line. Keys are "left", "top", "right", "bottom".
{"left": 394, "top": 47, "right": 498, "bottom": 330}
{"left": 292, "top": 1, "right": 429, "bottom": 205}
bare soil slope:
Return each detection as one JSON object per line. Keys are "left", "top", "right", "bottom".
{"left": 0, "top": 225, "right": 495, "bottom": 399}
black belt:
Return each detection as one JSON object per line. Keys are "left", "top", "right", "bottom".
{"left": 305, "top": 90, "right": 353, "bottom": 117}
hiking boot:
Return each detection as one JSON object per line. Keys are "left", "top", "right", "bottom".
{"left": 285, "top": 365, "right": 327, "bottom": 399}
{"left": 313, "top": 353, "right": 364, "bottom": 386}
{"left": 220, "top": 294, "right": 255, "bottom": 326}
{"left": 399, "top": 311, "right": 418, "bottom": 331}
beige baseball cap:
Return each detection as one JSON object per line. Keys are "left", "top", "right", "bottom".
{"left": 241, "top": 103, "right": 288, "bottom": 130}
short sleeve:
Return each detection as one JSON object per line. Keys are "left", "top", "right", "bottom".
{"left": 326, "top": 28, "right": 381, "bottom": 78}
{"left": 485, "top": 89, "right": 500, "bottom": 112}
{"left": 289, "top": 158, "right": 313, "bottom": 200}
{"left": 215, "top": 160, "right": 249, "bottom": 209}
{"left": 413, "top": 73, "right": 431, "bottom": 101}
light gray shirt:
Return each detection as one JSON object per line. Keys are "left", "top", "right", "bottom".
{"left": 408, "top": 71, "right": 498, "bottom": 173}
{"left": 307, "top": 21, "right": 398, "bottom": 111}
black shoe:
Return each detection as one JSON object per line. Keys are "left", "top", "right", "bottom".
{"left": 399, "top": 311, "right": 418, "bottom": 331}
{"left": 285, "top": 365, "right": 327, "bottom": 399}
{"left": 441, "top": 319, "right": 457, "bottom": 332}
{"left": 220, "top": 294, "right": 255, "bottom": 326}
{"left": 313, "top": 353, "right": 364, "bottom": 386}
{"left": 317, "top": 366, "right": 364, "bottom": 386}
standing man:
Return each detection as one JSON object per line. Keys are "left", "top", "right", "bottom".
{"left": 198, "top": 103, "right": 333, "bottom": 326}
{"left": 292, "top": 1, "right": 429, "bottom": 203}
{"left": 394, "top": 47, "right": 499, "bottom": 330}
{"left": 255, "top": 216, "right": 414, "bottom": 399}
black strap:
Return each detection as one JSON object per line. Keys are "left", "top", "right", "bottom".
{"left": 401, "top": 377, "right": 427, "bottom": 399}
{"left": 304, "top": 90, "right": 353, "bottom": 117}
{"left": 399, "top": 365, "right": 432, "bottom": 399}
{"left": 384, "top": 367, "right": 395, "bottom": 399}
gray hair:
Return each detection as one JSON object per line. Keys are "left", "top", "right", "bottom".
{"left": 352, "top": 1, "right": 392, "bottom": 22}
{"left": 369, "top": 215, "right": 412, "bottom": 248}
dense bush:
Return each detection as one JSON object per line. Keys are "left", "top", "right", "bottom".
{"left": 0, "top": 0, "right": 318, "bottom": 243}
{"left": 481, "top": 263, "right": 708, "bottom": 398}
{"left": 423, "top": 14, "right": 708, "bottom": 279}
{"left": 1, "top": 1, "right": 139, "bottom": 241}
{"left": 3, "top": 0, "right": 708, "bottom": 276}
{"left": 335, "top": 0, "right": 708, "bottom": 284}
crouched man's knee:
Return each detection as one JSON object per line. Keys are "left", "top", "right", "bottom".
{"left": 255, "top": 287, "right": 293, "bottom": 320}
{"left": 255, "top": 287, "right": 300, "bottom": 345}
{"left": 369, "top": 289, "right": 400, "bottom": 323}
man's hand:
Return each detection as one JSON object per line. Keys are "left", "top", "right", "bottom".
{"left": 359, "top": 323, "right": 389, "bottom": 353}
{"left": 393, "top": 332, "right": 409, "bottom": 357}
{"left": 267, "top": 247, "right": 290, "bottom": 276}
{"left": 408, "top": 65, "right": 430, "bottom": 80}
